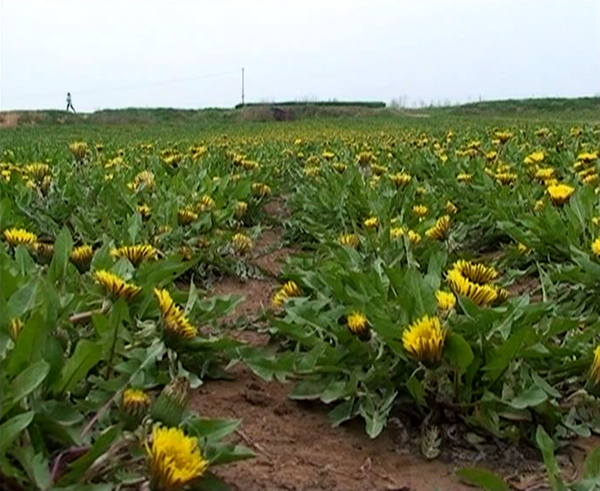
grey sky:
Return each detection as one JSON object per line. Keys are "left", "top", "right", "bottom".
{"left": 1, "top": 0, "right": 599, "bottom": 112}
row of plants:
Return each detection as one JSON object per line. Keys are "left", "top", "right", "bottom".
{"left": 1, "top": 120, "right": 599, "bottom": 489}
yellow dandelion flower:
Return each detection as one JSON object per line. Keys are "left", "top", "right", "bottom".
{"left": 146, "top": 425, "right": 208, "bottom": 491}
{"left": 446, "top": 269, "right": 499, "bottom": 306}
{"left": 347, "top": 311, "right": 369, "bottom": 336}
{"left": 197, "top": 195, "right": 215, "bottom": 211}
{"left": 486, "top": 150, "right": 498, "bottom": 161}
{"left": 494, "top": 131, "right": 513, "bottom": 144}
{"left": 371, "top": 164, "right": 387, "bottom": 176}
{"left": 94, "top": 270, "right": 141, "bottom": 301}
{"left": 111, "top": 244, "right": 157, "bottom": 266}
{"left": 137, "top": 204, "right": 152, "bottom": 219}
{"left": 435, "top": 290, "right": 456, "bottom": 311}
{"left": 446, "top": 201, "right": 458, "bottom": 214}
{"left": 24, "top": 163, "right": 51, "bottom": 181}
{"left": 412, "top": 205, "right": 428, "bottom": 219}
{"left": 121, "top": 388, "right": 151, "bottom": 426}
{"left": 235, "top": 201, "right": 248, "bottom": 219}
{"left": 576, "top": 151, "right": 598, "bottom": 163}
{"left": 105, "top": 156, "right": 125, "bottom": 170}
{"left": 69, "top": 142, "right": 89, "bottom": 162}
{"left": 128, "top": 170, "right": 155, "bottom": 191}
{"left": 154, "top": 288, "right": 197, "bottom": 341}
{"left": 3, "top": 228, "right": 38, "bottom": 247}
{"left": 524, "top": 151, "right": 545, "bottom": 165}
{"left": 363, "top": 217, "right": 379, "bottom": 229}
{"left": 495, "top": 172, "right": 518, "bottom": 186}
{"left": 122, "top": 388, "right": 151, "bottom": 410}
{"left": 590, "top": 345, "right": 600, "bottom": 386}
{"left": 450, "top": 259, "right": 498, "bottom": 284}
{"left": 592, "top": 238, "right": 600, "bottom": 258}
{"left": 457, "top": 173, "right": 473, "bottom": 183}
{"left": 178, "top": 209, "right": 198, "bottom": 226}
{"left": 356, "top": 151, "right": 373, "bottom": 166}
{"left": 534, "top": 167, "right": 556, "bottom": 183}
{"left": 231, "top": 233, "right": 253, "bottom": 253}
{"left": 272, "top": 281, "right": 301, "bottom": 307}
{"left": 390, "top": 227, "right": 405, "bottom": 240}
{"left": 546, "top": 183, "right": 575, "bottom": 206}
{"left": 70, "top": 244, "right": 94, "bottom": 272}
{"left": 517, "top": 243, "right": 531, "bottom": 255}
{"left": 402, "top": 315, "right": 446, "bottom": 364}
{"left": 162, "top": 153, "right": 184, "bottom": 168}
{"left": 582, "top": 173, "right": 598, "bottom": 185}
{"left": 408, "top": 230, "right": 421, "bottom": 245}
{"left": 389, "top": 172, "right": 412, "bottom": 188}
{"left": 425, "top": 215, "right": 451, "bottom": 241}
{"left": 495, "top": 287, "right": 510, "bottom": 304}
{"left": 338, "top": 233, "right": 360, "bottom": 248}
{"left": 333, "top": 163, "right": 348, "bottom": 173}
{"left": 251, "top": 182, "right": 271, "bottom": 197}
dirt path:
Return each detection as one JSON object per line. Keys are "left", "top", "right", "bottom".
{"left": 191, "top": 367, "right": 474, "bottom": 491}
{"left": 194, "top": 197, "right": 588, "bottom": 491}
{"left": 196, "top": 198, "right": 475, "bottom": 490}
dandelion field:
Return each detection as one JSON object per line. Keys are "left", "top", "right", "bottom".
{"left": 1, "top": 111, "right": 600, "bottom": 490}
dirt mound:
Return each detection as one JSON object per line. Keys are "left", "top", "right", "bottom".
{"left": 0, "top": 112, "right": 21, "bottom": 128}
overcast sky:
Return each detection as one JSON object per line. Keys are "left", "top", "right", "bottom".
{"left": 1, "top": 0, "right": 599, "bottom": 112}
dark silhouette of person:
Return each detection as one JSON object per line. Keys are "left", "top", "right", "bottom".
{"left": 66, "top": 92, "right": 76, "bottom": 113}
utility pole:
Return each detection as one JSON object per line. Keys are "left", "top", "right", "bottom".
{"left": 241, "top": 67, "right": 245, "bottom": 106}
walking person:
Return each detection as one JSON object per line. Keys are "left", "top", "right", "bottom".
{"left": 66, "top": 92, "right": 76, "bottom": 113}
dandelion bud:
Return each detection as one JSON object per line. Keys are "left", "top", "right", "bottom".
{"left": 120, "top": 388, "right": 151, "bottom": 429}
{"left": 151, "top": 378, "right": 190, "bottom": 427}
{"left": 70, "top": 245, "right": 93, "bottom": 273}
{"left": 9, "top": 318, "right": 23, "bottom": 341}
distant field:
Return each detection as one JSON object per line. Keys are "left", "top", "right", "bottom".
{"left": 1, "top": 97, "right": 598, "bottom": 131}
{"left": 1, "top": 97, "right": 600, "bottom": 490}
{"left": 431, "top": 96, "right": 600, "bottom": 122}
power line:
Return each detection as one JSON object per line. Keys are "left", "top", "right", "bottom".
{"left": 3, "top": 68, "right": 240, "bottom": 100}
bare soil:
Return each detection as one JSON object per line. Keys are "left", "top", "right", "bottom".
{"left": 0, "top": 112, "right": 21, "bottom": 129}
{"left": 507, "top": 276, "right": 542, "bottom": 302}
{"left": 191, "top": 367, "right": 475, "bottom": 491}
{"left": 197, "top": 197, "right": 593, "bottom": 491}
